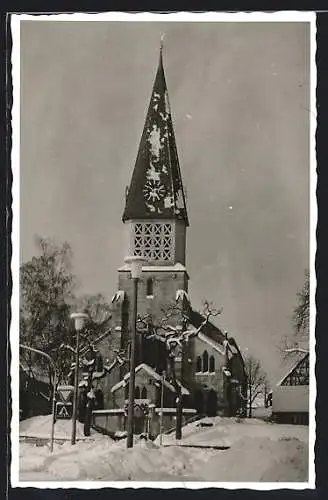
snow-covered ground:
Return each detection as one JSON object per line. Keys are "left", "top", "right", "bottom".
{"left": 18, "top": 414, "right": 309, "bottom": 483}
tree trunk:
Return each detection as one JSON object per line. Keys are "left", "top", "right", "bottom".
{"left": 169, "top": 356, "right": 183, "bottom": 441}
{"left": 175, "top": 391, "right": 183, "bottom": 440}
{"left": 248, "top": 387, "right": 252, "bottom": 418}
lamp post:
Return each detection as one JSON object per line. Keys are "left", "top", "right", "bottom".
{"left": 124, "top": 256, "right": 147, "bottom": 449}
{"left": 20, "top": 344, "right": 57, "bottom": 452}
{"left": 70, "top": 312, "right": 88, "bottom": 445}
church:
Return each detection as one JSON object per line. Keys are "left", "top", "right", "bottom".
{"left": 92, "top": 45, "right": 247, "bottom": 429}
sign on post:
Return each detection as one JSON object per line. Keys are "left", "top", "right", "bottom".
{"left": 56, "top": 385, "right": 74, "bottom": 420}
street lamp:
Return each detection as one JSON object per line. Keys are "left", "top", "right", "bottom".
{"left": 70, "top": 311, "right": 88, "bottom": 445}
{"left": 124, "top": 255, "right": 147, "bottom": 448}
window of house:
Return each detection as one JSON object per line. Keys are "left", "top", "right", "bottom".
{"left": 196, "top": 356, "right": 202, "bottom": 372}
{"left": 202, "top": 350, "right": 209, "bottom": 372}
{"left": 146, "top": 278, "right": 154, "bottom": 296}
{"left": 141, "top": 386, "right": 148, "bottom": 399}
{"left": 135, "top": 386, "right": 140, "bottom": 399}
{"left": 209, "top": 355, "right": 215, "bottom": 373}
{"left": 133, "top": 222, "right": 174, "bottom": 261}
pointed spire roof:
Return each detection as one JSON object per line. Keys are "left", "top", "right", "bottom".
{"left": 123, "top": 43, "right": 189, "bottom": 225}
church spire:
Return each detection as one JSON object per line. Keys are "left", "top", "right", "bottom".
{"left": 123, "top": 41, "right": 189, "bottom": 226}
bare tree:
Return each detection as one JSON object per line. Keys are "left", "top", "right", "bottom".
{"left": 137, "top": 300, "right": 222, "bottom": 439}
{"left": 244, "top": 354, "right": 268, "bottom": 418}
{"left": 61, "top": 321, "right": 128, "bottom": 389}
{"left": 280, "top": 270, "right": 310, "bottom": 360}
{"left": 293, "top": 269, "right": 309, "bottom": 336}
{"left": 20, "top": 236, "right": 76, "bottom": 387}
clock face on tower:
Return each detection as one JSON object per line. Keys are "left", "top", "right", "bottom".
{"left": 143, "top": 180, "right": 166, "bottom": 203}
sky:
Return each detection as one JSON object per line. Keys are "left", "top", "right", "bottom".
{"left": 19, "top": 18, "right": 311, "bottom": 385}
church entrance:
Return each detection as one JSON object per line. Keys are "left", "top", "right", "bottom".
{"left": 133, "top": 416, "right": 145, "bottom": 435}
{"left": 206, "top": 390, "right": 217, "bottom": 417}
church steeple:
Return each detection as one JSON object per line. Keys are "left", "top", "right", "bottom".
{"left": 123, "top": 42, "right": 189, "bottom": 226}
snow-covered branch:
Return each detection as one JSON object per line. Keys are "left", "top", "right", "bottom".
{"left": 283, "top": 347, "right": 309, "bottom": 355}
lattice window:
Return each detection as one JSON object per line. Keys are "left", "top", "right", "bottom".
{"left": 133, "top": 222, "right": 174, "bottom": 261}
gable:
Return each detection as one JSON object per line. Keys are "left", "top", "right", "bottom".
{"left": 279, "top": 353, "right": 309, "bottom": 387}
{"left": 196, "top": 333, "right": 225, "bottom": 356}
{"left": 111, "top": 363, "right": 189, "bottom": 395}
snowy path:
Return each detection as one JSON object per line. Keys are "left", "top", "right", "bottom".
{"left": 18, "top": 415, "right": 309, "bottom": 483}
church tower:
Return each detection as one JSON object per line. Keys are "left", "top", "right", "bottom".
{"left": 118, "top": 43, "right": 189, "bottom": 370}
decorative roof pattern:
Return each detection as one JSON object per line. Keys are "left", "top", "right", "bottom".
{"left": 123, "top": 48, "right": 188, "bottom": 225}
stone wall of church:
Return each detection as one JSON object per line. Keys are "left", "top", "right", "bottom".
{"left": 192, "top": 337, "right": 226, "bottom": 413}
{"left": 117, "top": 269, "right": 189, "bottom": 368}
{"left": 174, "top": 221, "right": 187, "bottom": 265}
{"left": 118, "top": 269, "right": 188, "bottom": 320}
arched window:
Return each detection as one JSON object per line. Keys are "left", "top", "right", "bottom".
{"left": 202, "top": 351, "right": 209, "bottom": 372}
{"left": 141, "top": 386, "right": 148, "bottom": 399}
{"left": 209, "top": 355, "right": 215, "bottom": 372}
{"left": 135, "top": 386, "right": 140, "bottom": 399}
{"left": 146, "top": 278, "right": 154, "bottom": 296}
{"left": 196, "top": 356, "right": 202, "bottom": 372}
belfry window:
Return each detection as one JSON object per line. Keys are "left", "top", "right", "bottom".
{"left": 133, "top": 222, "right": 174, "bottom": 261}
{"left": 141, "top": 386, "right": 148, "bottom": 399}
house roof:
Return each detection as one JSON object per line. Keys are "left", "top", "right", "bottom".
{"left": 122, "top": 47, "right": 188, "bottom": 225}
{"left": 276, "top": 352, "right": 309, "bottom": 387}
{"left": 111, "top": 362, "right": 190, "bottom": 395}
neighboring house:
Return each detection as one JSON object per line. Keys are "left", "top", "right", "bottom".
{"left": 272, "top": 352, "right": 309, "bottom": 424}
{"left": 19, "top": 361, "right": 51, "bottom": 419}
{"left": 91, "top": 45, "right": 247, "bottom": 422}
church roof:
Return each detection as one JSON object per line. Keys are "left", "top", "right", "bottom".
{"left": 197, "top": 332, "right": 225, "bottom": 356}
{"left": 123, "top": 46, "right": 189, "bottom": 225}
{"left": 189, "top": 309, "right": 226, "bottom": 346}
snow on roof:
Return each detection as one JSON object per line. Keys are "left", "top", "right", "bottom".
{"left": 189, "top": 309, "right": 226, "bottom": 346}
{"left": 276, "top": 352, "right": 309, "bottom": 387}
{"left": 122, "top": 49, "right": 188, "bottom": 225}
{"left": 111, "top": 363, "right": 189, "bottom": 395}
{"left": 176, "top": 289, "right": 190, "bottom": 304}
{"left": 197, "top": 332, "right": 225, "bottom": 356}
{"left": 118, "top": 263, "right": 188, "bottom": 273}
